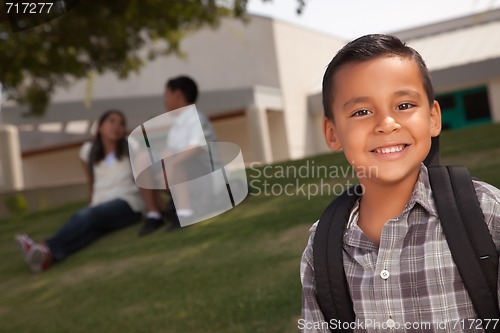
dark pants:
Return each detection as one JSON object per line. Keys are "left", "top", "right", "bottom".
{"left": 46, "top": 199, "right": 142, "bottom": 262}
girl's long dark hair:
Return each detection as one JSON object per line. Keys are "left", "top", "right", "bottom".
{"left": 87, "top": 110, "right": 129, "bottom": 181}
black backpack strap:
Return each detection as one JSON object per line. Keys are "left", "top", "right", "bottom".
{"left": 314, "top": 186, "right": 361, "bottom": 333}
{"left": 428, "top": 166, "right": 500, "bottom": 332}
{"left": 424, "top": 136, "right": 441, "bottom": 167}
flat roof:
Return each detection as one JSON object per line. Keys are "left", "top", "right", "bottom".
{"left": 393, "top": 7, "right": 500, "bottom": 40}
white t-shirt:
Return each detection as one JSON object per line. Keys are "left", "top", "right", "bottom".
{"left": 166, "top": 107, "right": 221, "bottom": 171}
{"left": 80, "top": 142, "right": 144, "bottom": 213}
{"left": 166, "top": 107, "right": 217, "bottom": 153}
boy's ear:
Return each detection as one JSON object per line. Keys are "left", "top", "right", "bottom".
{"left": 430, "top": 100, "right": 442, "bottom": 137}
{"left": 322, "top": 116, "right": 342, "bottom": 151}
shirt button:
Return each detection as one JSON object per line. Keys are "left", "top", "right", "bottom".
{"left": 380, "top": 269, "right": 390, "bottom": 280}
{"left": 386, "top": 319, "right": 396, "bottom": 329}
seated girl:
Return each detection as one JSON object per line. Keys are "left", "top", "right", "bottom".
{"left": 15, "top": 110, "right": 144, "bottom": 272}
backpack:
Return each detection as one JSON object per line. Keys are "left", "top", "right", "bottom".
{"left": 313, "top": 137, "right": 500, "bottom": 333}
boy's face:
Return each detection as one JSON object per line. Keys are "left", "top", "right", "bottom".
{"left": 164, "top": 87, "right": 183, "bottom": 112}
{"left": 323, "top": 56, "right": 441, "bottom": 185}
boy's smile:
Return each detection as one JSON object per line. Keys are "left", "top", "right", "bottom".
{"left": 370, "top": 143, "right": 410, "bottom": 160}
{"left": 323, "top": 55, "right": 441, "bottom": 186}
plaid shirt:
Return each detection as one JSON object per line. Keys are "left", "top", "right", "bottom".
{"left": 300, "top": 165, "right": 500, "bottom": 333}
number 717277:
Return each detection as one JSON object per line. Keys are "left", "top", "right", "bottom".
{"left": 5, "top": 2, "right": 54, "bottom": 14}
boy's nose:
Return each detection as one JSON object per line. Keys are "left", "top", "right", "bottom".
{"left": 375, "top": 115, "right": 401, "bottom": 134}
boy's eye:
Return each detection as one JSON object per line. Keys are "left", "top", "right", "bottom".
{"left": 397, "top": 103, "right": 415, "bottom": 110}
{"left": 352, "top": 109, "right": 371, "bottom": 117}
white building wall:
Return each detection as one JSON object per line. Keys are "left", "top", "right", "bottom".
{"left": 23, "top": 147, "right": 85, "bottom": 188}
{"left": 272, "top": 21, "right": 344, "bottom": 159}
{"left": 406, "top": 20, "right": 500, "bottom": 72}
{"left": 310, "top": 112, "right": 330, "bottom": 155}
{"left": 267, "top": 111, "right": 289, "bottom": 162}
{"left": 488, "top": 77, "right": 500, "bottom": 122}
{"left": 211, "top": 115, "right": 252, "bottom": 162}
{"left": 50, "top": 16, "right": 282, "bottom": 103}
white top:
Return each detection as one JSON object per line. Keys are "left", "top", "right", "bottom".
{"left": 166, "top": 106, "right": 217, "bottom": 154}
{"left": 166, "top": 106, "right": 221, "bottom": 172}
{"left": 80, "top": 142, "right": 144, "bottom": 212}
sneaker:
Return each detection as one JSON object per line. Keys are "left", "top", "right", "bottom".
{"left": 165, "top": 211, "right": 182, "bottom": 232}
{"left": 14, "top": 234, "right": 34, "bottom": 261}
{"left": 138, "top": 217, "right": 164, "bottom": 236}
{"left": 26, "top": 244, "right": 52, "bottom": 273}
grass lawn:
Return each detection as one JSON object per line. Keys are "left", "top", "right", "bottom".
{"left": 1, "top": 123, "right": 499, "bottom": 333}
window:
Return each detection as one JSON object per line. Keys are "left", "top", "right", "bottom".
{"left": 437, "top": 94, "right": 456, "bottom": 110}
{"left": 463, "top": 89, "right": 491, "bottom": 121}
{"left": 436, "top": 86, "right": 491, "bottom": 129}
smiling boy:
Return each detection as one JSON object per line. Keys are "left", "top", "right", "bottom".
{"left": 300, "top": 34, "right": 500, "bottom": 332}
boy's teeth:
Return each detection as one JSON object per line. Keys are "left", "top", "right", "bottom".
{"left": 374, "top": 145, "right": 405, "bottom": 154}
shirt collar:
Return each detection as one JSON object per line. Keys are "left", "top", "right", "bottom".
{"left": 408, "top": 164, "right": 438, "bottom": 218}
{"left": 347, "top": 164, "right": 438, "bottom": 229}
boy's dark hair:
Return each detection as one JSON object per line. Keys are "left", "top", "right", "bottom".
{"left": 322, "top": 34, "right": 434, "bottom": 120}
{"left": 166, "top": 75, "right": 198, "bottom": 104}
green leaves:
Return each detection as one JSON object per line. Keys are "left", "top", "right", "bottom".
{"left": 0, "top": 0, "right": 248, "bottom": 116}
{"left": 1, "top": 0, "right": 305, "bottom": 116}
